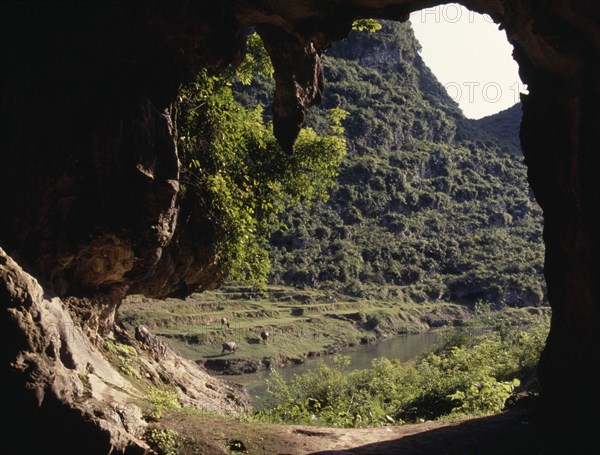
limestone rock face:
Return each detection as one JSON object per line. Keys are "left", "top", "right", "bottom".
{"left": 1, "top": 247, "right": 251, "bottom": 453}
{"left": 1, "top": 0, "right": 599, "bottom": 452}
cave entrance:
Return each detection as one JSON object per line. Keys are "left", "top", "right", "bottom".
{"left": 1, "top": 2, "right": 597, "bottom": 451}
{"left": 117, "top": 9, "right": 549, "bottom": 423}
{"left": 118, "top": 2, "right": 549, "bottom": 414}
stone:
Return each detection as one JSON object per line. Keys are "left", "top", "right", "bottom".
{"left": 0, "top": 248, "right": 251, "bottom": 453}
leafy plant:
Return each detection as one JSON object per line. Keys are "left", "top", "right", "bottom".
{"left": 146, "top": 387, "right": 182, "bottom": 420}
{"left": 449, "top": 377, "right": 520, "bottom": 416}
{"left": 256, "top": 320, "right": 548, "bottom": 427}
{"left": 145, "top": 428, "right": 182, "bottom": 455}
{"left": 103, "top": 340, "right": 141, "bottom": 379}
{"left": 352, "top": 19, "right": 382, "bottom": 33}
{"left": 177, "top": 33, "right": 346, "bottom": 288}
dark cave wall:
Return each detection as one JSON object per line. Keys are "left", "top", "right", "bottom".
{"left": 500, "top": 0, "right": 600, "bottom": 412}
{"left": 0, "top": 2, "right": 239, "bottom": 303}
{"left": 0, "top": 0, "right": 599, "bottom": 451}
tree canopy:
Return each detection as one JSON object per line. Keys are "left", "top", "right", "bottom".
{"left": 177, "top": 34, "right": 346, "bottom": 287}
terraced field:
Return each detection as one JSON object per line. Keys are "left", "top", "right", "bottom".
{"left": 119, "top": 285, "right": 473, "bottom": 372}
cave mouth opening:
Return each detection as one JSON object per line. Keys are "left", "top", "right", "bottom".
{"left": 115, "top": 3, "right": 543, "bottom": 422}
{"left": 1, "top": 1, "right": 598, "bottom": 452}
{"left": 115, "top": 0, "right": 545, "bottom": 382}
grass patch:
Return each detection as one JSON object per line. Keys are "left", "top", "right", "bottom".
{"left": 145, "top": 428, "right": 183, "bottom": 455}
{"left": 119, "top": 286, "right": 547, "bottom": 369}
{"left": 103, "top": 339, "right": 141, "bottom": 379}
{"left": 146, "top": 387, "right": 182, "bottom": 421}
{"left": 119, "top": 285, "right": 473, "bottom": 365}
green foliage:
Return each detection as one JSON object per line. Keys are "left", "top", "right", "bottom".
{"left": 177, "top": 34, "right": 346, "bottom": 287}
{"left": 145, "top": 428, "right": 182, "bottom": 455}
{"left": 146, "top": 387, "right": 182, "bottom": 420}
{"left": 103, "top": 339, "right": 137, "bottom": 358}
{"left": 235, "top": 33, "right": 274, "bottom": 85}
{"left": 352, "top": 19, "right": 382, "bottom": 33}
{"left": 256, "top": 321, "right": 548, "bottom": 426}
{"left": 103, "top": 340, "right": 140, "bottom": 379}
{"left": 449, "top": 377, "right": 520, "bottom": 416}
{"left": 238, "top": 20, "right": 545, "bottom": 306}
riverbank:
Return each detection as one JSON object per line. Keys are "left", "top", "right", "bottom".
{"left": 119, "top": 285, "right": 549, "bottom": 375}
{"left": 230, "top": 330, "right": 454, "bottom": 410}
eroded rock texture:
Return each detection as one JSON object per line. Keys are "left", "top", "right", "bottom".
{"left": 1, "top": 247, "right": 251, "bottom": 453}
{"left": 1, "top": 0, "right": 599, "bottom": 452}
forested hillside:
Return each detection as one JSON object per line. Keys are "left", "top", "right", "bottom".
{"left": 459, "top": 104, "right": 523, "bottom": 155}
{"left": 237, "top": 21, "right": 545, "bottom": 307}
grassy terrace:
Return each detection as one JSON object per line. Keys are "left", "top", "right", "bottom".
{"left": 119, "top": 285, "right": 482, "bottom": 366}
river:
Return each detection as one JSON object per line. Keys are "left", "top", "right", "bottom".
{"left": 230, "top": 330, "right": 451, "bottom": 409}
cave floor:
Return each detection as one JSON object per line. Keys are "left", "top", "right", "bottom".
{"left": 157, "top": 402, "right": 588, "bottom": 454}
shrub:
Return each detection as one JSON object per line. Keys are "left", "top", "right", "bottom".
{"left": 103, "top": 340, "right": 141, "bottom": 379}
{"left": 145, "top": 428, "right": 182, "bottom": 455}
{"left": 177, "top": 34, "right": 346, "bottom": 288}
{"left": 146, "top": 387, "right": 181, "bottom": 420}
{"left": 256, "top": 321, "right": 548, "bottom": 426}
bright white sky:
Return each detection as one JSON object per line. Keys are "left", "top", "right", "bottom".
{"left": 409, "top": 4, "right": 526, "bottom": 119}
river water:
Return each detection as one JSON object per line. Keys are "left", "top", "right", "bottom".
{"left": 230, "top": 331, "right": 450, "bottom": 409}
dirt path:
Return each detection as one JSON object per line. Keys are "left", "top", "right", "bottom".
{"left": 159, "top": 403, "right": 590, "bottom": 454}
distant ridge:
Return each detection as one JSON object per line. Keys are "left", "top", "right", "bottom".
{"left": 238, "top": 21, "right": 545, "bottom": 307}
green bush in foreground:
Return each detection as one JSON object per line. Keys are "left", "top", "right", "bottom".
{"left": 255, "top": 320, "right": 548, "bottom": 427}
{"left": 145, "top": 428, "right": 182, "bottom": 455}
{"left": 146, "top": 387, "right": 182, "bottom": 421}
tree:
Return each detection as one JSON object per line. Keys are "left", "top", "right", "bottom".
{"left": 176, "top": 33, "right": 347, "bottom": 287}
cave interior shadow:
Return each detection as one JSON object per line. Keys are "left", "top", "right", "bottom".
{"left": 309, "top": 404, "right": 596, "bottom": 455}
